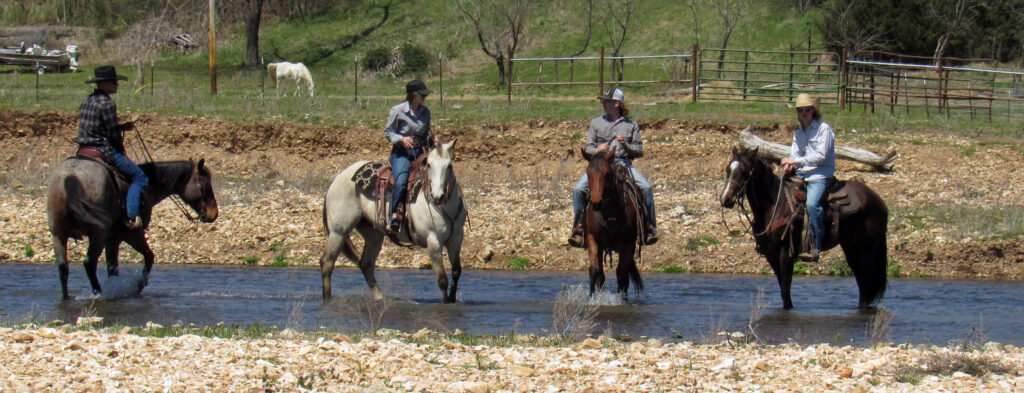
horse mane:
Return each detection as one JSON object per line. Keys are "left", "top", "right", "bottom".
{"left": 138, "top": 160, "right": 196, "bottom": 196}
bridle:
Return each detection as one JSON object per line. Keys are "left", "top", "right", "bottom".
{"left": 721, "top": 156, "right": 787, "bottom": 238}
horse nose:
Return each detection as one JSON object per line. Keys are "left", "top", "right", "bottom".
{"left": 202, "top": 206, "right": 219, "bottom": 222}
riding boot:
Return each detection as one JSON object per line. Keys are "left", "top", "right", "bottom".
{"left": 797, "top": 232, "right": 820, "bottom": 262}
{"left": 388, "top": 201, "right": 405, "bottom": 233}
{"left": 567, "top": 212, "right": 585, "bottom": 248}
{"left": 643, "top": 224, "right": 659, "bottom": 246}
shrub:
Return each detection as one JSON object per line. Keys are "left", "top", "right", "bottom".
{"left": 361, "top": 46, "right": 390, "bottom": 71}
{"left": 398, "top": 42, "right": 430, "bottom": 75}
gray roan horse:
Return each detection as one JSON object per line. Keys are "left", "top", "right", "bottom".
{"left": 321, "top": 139, "right": 467, "bottom": 303}
{"left": 47, "top": 158, "right": 218, "bottom": 300}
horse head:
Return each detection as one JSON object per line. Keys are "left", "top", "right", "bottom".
{"left": 585, "top": 146, "right": 618, "bottom": 211}
{"left": 180, "top": 158, "right": 219, "bottom": 222}
{"left": 721, "top": 146, "right": 759, "bottom": 208}
{"left": 426, "top": 138, "right": 457, "bottom": 204}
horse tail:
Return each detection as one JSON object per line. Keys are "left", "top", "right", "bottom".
{"left": 855, "top": 193, "right": 889, "bottom": 307}
{"left": 63, "top": 176, "right": 105, "bottom": 227}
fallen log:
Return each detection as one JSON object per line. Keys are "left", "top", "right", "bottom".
{"left": 738, "top": 127, "right": 897, "bottom": 172}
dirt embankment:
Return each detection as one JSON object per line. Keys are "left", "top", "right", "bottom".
{"left": 2, "top": 108, "right": 1023, "bottom": 280}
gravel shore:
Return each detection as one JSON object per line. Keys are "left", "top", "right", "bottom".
{"left": 2, "top": 325, "right": 1021, "bottom": 392}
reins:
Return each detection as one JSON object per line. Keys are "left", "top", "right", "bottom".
{"left": 127, "top": 125, "right": 197, "bottom": 223}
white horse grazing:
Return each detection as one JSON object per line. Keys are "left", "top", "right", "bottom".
{"left": 267, "top": 61, "right": 315, "bottom": 97}
{"left": 321, "top": 139, "right": 467, "bottom": 303}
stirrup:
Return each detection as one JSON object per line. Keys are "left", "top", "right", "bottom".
{"left": 567, "top": 228, "right": 585, "bottom": 248}
{"left": 125, "top": 217, "right": 142, "bottom": 230}
{"left": 387, "top": 214, "right": 402, "bottom": 232}
{"left": 797, "top": 250, "right": 819, "bottom": 262}
{"left": 643, "top": 231, "right": 659, "bottom": 246}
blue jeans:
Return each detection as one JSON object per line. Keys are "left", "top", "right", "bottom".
{"left": 572, "top": 159, "right": 656, "bottom": 231}
{"left": 805, "top": 178, "right": 827, "bottom": 251}
{"left": 389, "top": 146, "right": 422, "bottom": 221}
{"left": 102, "top": 147, "right": 148, "bottom": 220}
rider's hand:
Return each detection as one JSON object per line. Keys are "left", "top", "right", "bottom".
{"left": 596, "top": 143, "right": 609, "bottom": 153}
{"left": 614, "top": 135, "right": 626, "bottom": 144}
{"left": 401, "top": 136, "right": 415, "bottom": 148}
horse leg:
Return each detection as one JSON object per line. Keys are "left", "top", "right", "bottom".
{"left": 104, "top": 240, "right": 121, "bottom": 277}
{"left": 123, "top": 233, "right": 156, "bottom": 292}
{"left": 616, "top": 242, "right": 643, "bottom": 297}
{"left": 767, "top": 253, "right": 794, "bottom": 310}
{"left": 52, "top": 234, "right": 72, "bottom": 300}
{"left": 587, "top": 241, "right": 605, "bottom": 295}
{"left": 445, "top": 224, "right": 465, "bottom": 303}
{"left": 320, "top": 229, "right": 348, "bottom": 299}
{"left": 355, "top": 221, "right": 386, "bottom": 300}
{"left": 425, "top": 234, "right": 452, "bottom": 303}
{"left": 83, "top": 237, "right": 106, "bottom": 295}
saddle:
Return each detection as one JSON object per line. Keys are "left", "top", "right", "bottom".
{"left": 350, "top": 153, "right": 429, "bottom": 235}
{"left": 784, "top": 176, "right": 862, "bottom": 249}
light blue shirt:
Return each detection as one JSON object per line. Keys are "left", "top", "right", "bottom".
{"left": 383, "top": 101, "right": 431, "bottom": 147}
{"left": 789, "top": 119, "right": 836, "bottom": 181}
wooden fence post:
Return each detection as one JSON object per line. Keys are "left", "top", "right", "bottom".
{"left": 506, "top": 44, "right": 512, "bottom": 106}
{"left": 599, "top": 46, "right": 605, "bottom": 96}
{"left": 742, "top": 50, "right": 749, "bottom": 101}
{"left": 840, "top": 49, "right": 846, "bottom": 110}
{"left": 691, "top": 43, "right": 698, "bottom": 102}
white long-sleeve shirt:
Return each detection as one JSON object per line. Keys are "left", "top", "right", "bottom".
{"left": 789, "top": 119, "right": 836, "bottom": 181}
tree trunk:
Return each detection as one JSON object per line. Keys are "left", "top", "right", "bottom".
{"left": 495, "top": 53, "right": 506, "bottom": 85}
{"left": 244, "top": 0, "right": 265, "bottom": 67}
{"left": 738, "top": 128, "right": 897, "bottom": 172}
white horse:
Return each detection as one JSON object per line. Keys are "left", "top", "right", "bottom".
{"left": 267, "top": 61, "right": 315, "bottom": 97}
{"left": 321, "top": 139, "right": 467, "bottom": 303}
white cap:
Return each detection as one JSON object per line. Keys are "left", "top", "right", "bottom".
{"left": 597, "top": 88, "right": 625, "bottom": 102}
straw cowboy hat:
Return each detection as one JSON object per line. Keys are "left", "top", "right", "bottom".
{"left": 787, "top": 93, "right": 820, "bottom": 112}
{"left": 597, "top": 88, "right": 630, "bottom": 116}
{"left": 84, "top": 65, "right": 128, "bottom": 84}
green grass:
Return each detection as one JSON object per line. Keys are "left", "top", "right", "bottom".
{"left": 793, "top": 262, "right": 809, "bottom": 275}
{"left": 270, "top": 253, "right": 289, "bottom": 267}
{"left": 507, "top": 257, "right": 531, "bottom": 270}
{"left": 684, "top": 236, "right": 721, "bottom": 251}
{"left": 240, "top": 255, "right": 259, "bottom": 265}
{"left": 656, "top": 265, "right": 687, "bottom": 274}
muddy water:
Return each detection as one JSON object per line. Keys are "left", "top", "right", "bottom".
{"left": 1, "top": 263, "right": 1020, "bottom": 345}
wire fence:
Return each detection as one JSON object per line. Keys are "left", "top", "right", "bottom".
{"left": 842, "top": 51, "right": 1024, "bottom": 121}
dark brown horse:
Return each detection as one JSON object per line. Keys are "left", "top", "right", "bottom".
{"left": 47, "top": 158, "right": 218, "bottom": 300}
{"left": 582, "top": 148, "right": 643, "bottom": 296}
{"left": 720, "top": 147, "right": 887, "bottom": 309}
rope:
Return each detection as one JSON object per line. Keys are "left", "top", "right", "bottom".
{"left": 131, "top": 125, "right": 196, "bottom": 223}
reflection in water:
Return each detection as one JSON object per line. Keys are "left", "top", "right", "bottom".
{"left": 0, "top": 263, "right": 1021, "bottom": 346}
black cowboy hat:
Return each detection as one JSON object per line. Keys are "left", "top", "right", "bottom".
{"left": 84, "top": 65, "right": 128, "bottom": 84}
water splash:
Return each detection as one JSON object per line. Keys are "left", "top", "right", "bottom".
{"left": 102, "top": 274, "right": 144, "bottom": 300}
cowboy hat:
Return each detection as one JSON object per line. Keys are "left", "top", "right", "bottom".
{"left": 84, "top": 65, "right": 128, "bottom": 84}
{"left": 787, "top": 93, "right": 820, "bottom": 112}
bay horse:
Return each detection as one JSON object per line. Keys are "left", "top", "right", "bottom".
{"left": 320, "top": 139, "right": 467, "bottom": 303}
{"left": 267, "top": 61, "right": 315, "bottom": 97}
{"left": 47, "top": 158, "right": 219, "bottom": 300}
{"left": 720, "top": 147, "right": 887, "bottom": 309}
{"left": 581, "top": 147, "right": 643, "bottom": 297}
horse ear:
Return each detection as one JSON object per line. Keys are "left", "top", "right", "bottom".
{"left": 198, "top": 158, "right": 206, "bottom": 169}
{"left": 607, "top": 146, "right": 617, "bottom": 160}
{"left": 581, "top": 148, "right": 592, "bottom": 161}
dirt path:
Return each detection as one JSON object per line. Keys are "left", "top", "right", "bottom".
{"left": 2, "top": 108, "right": 1022, "bottom": 281}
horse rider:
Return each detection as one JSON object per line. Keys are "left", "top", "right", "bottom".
{"left": 384, "top": 79, "right": 434, "bottom": 232}
{"left": 780, "top": 93, "right": 836, "bottom": 262}
{"left": 74, "top": 65, "right": 148, "bottom": 230}
{"left": 568, "top": 88, "right": 658, "bottom": 247}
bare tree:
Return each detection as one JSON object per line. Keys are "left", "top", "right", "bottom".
{"left": 568, "top": 0, "right": 595, "bottom": 57}
{"left": 243, "top": 0, "right": 265, "bottom": 67}
{"left": 602, "top": 0, "right": 636, "bottom": 82}
{"left": 930, "top": 0, "right": 974, "bottom": 60}
{"left": 713, "top": 0, "right": 746, "bottom": 74}
{"left": 456, "top": 0, "right": 537, "bottom": 85}
{"left": 820, "top": 0, "right": 887, "bottom": 55}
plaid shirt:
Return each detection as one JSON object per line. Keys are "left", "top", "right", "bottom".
{"left": 74, "top": 89, "right": 124, "bottom": 151}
